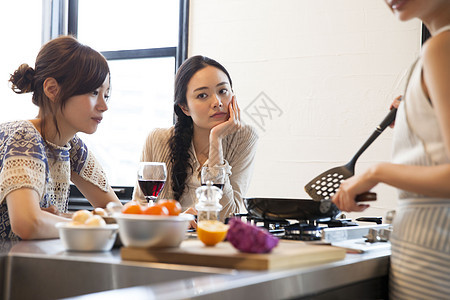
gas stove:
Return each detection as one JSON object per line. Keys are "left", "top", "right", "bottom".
{"left": 235, "top": 214, "right": 392, "bottom": 253}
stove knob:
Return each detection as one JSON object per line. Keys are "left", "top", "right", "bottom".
{"left": 364, "top": 228, "right": 380, "bottom": 243}
{"left": 378, "top": 228, "right": 391, "bottom": 242}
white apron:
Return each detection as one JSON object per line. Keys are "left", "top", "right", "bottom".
{"left": 389, "top": 25, "right": 450, "bottom": 300}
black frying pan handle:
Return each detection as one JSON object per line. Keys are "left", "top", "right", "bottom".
{"left": 355, "top": 216, "right": 382, "bottom": 224}
{"left": 355, "top": 192, "right": 377, "bottom": 202}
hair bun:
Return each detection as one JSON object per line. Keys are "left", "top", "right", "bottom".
{"left": 9, "top": 63, "right": 36, "bottom": 94}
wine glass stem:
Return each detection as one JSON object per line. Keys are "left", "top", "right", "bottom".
{"left": 147, "top": 196, "right": 157, "bottom": 206}
{"left": 139, "top": 198, "right": 148, "bottom": 207}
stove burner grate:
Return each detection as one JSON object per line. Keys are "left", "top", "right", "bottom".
{"left": 231, "top": 213, "right": 383, "bottom": 242}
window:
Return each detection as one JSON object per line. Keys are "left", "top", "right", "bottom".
{"left": 0, "top": 1, "right": 42, "bottom": 122}
{"left": 53, "top": 0, "right": 188, "bottom": 191}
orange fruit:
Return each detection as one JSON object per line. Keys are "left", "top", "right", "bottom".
{"left": 122, "top": 201, "right": 142, "bottom": 214}
{"left": 157, "top": 199, "right": 182, "bottom": 216}
{"left": 197, "top": 220, "right": 229, "bottom": 246}
{"left": 142, "top": 204, "right": 169, "bottom": 215}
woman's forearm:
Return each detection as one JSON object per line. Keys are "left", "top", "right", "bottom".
{"left": 27, "top": 211, "right": 70, "bottom": 239}
{"left": 372, "top": 162, "right": 450, "bottom": 198}
{"left": 7, "top": 188, "right": 70, "bottom": 239}
{"left": 208, "top": 136, "right": 224, "bottom": 166}
{"left": 218, "top": 183, "right": 241, "bottom": 221}
{"left": 71, "top": 172, "right": 122, "bottom": 208}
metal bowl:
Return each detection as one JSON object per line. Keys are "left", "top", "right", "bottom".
{"left": 113, "top": 213, "right": 194, "bottom": 248}
{"left": 55, "top": 222, "right": 119, "bottom": 252}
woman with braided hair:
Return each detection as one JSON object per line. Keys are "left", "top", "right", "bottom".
{"left": 133, "top": 55, "right": 258, "bottom": 226}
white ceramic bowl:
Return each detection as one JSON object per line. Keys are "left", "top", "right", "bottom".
{"left": 56, "top": 222, "right": 119, "bottom": 252}
{"left": 113, "top": 213, "right": 194, "bottom": 248}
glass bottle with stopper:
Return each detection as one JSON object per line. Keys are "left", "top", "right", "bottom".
{"left": 195, "top": 181, "right": 223, "bottom": 222}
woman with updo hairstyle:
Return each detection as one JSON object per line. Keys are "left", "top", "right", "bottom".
{"left": 133, "top": 55, "right": 258, "bottom": 224}
{"left": 0, "top": 36, "right": 122, "bottom": 240}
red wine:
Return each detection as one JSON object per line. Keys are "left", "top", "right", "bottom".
{"left": 201, "top": 183, "right": 224, "bottom": 190}
{"left": 138, "top": 180, "right": 165, "bottom": 198}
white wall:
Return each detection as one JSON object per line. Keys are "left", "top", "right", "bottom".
{"left": 0, "top": 1, "right": 41, "bottom": 122}
{"left": 188, "top": 0, "right": 422, "bottom": 220}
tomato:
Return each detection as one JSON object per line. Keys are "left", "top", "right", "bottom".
{"left": 157, "top": 199, "right": 182, "bottom": 216}
{"left": 143, "top": 204, "right": 169, "bottom": 215}
{"left": 122, "top": 201, "right": 142, "bottom": 214}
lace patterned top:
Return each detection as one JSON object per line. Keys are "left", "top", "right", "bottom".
{"left": 0, "top": 120, "right": 109, "bottom": 240}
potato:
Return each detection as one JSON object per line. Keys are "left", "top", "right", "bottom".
{"left": 93, "top": 207, "right": 107, "bottom": 217}
{"left": 72, "top": 210, "right": 92, "bottom": 224}
{"left": 68, "top": 221, "right": 83, "bottom": 226}
{"left": 84, "top": 215, "right": 106, "bottom": 227}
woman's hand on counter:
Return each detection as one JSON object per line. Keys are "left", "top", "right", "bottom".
{"left": 182, "top": 207, "right": 198, "bottom": 229}
{"left": 41, "top": 205, "right": 58, "bottom": 215}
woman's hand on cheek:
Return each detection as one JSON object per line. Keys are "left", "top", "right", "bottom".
{"left": 210, "top": 96, "right": 241, "bottom": 140}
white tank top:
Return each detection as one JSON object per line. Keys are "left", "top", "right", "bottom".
{"left": 392, "top": 25, "right": 450, "bottom": 199}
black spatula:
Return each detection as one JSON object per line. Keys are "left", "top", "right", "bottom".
{"left": 305, "top": 107, "right": 398, "bottom": 201}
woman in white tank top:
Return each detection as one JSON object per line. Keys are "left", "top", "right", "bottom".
{"left": 333, "top": 1, "right": 450, "bottom": 299}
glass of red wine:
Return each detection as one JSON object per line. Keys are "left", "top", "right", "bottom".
{"left": 137, "top": 162, "right": 167, "bottom": 206}
{"left": 201, "top": 165, "right": 226, "bottom": 190}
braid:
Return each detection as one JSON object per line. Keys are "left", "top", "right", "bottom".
{"left": 169, "top": 106, "right": 194, "bottom": 200}
{"left": 170, "top": 55, "right": 232, "bottom": 201}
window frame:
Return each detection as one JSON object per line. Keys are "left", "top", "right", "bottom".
{"left": 46, "top": 0, "right": 189, "bottom": 204}
{"left": 66, "top": 0, "right": 188, "bottom": 70}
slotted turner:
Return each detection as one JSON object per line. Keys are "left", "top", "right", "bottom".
{"left": 305, "top": 107, "right": 399, "bottom": 201}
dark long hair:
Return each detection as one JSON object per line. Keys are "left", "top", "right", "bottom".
{"left": 169, "top": 55, "right": 232, "bottom": 200}
{"left": 9, "top": 35, "right": 110, "bottom": 141}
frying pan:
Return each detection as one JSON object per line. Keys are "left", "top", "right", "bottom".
{"left": 244, "top": 198, "right": 339, "bottom": 220}
{"left": 244, "top": 193, "right": 376, "bottom": 221}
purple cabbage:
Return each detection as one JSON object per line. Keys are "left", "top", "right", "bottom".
{"left": 226, "top": 218, "right": 279, "bottom": 253}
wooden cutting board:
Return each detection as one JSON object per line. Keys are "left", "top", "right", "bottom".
{"left": 121, "top": 239, "right": 346, "bottom": 270}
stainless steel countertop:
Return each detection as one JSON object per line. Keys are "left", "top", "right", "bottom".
{"left": 0, "top": 239, "right": 390, "bottom": 299}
